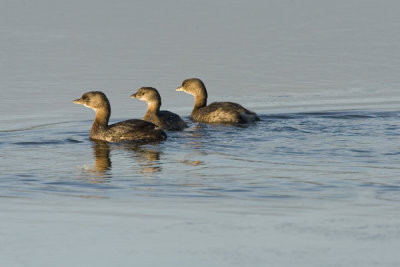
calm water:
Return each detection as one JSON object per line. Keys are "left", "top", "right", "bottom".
{"left": 1, "top": 111, "right": 399, "bottom": 201}
{"left": 1, "top": 0, "right": 400, "bottom": 266}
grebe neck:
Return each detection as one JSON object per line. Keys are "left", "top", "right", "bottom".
{"left": 91, "top": 108, "right": 110, "bottom": 135}
{"left": 193, "top": 95, "right": 207, "bottom": 111}
{"left": 146, "top": 100, "right": 161, "bottom": 114}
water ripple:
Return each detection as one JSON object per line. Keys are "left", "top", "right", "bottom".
{"left": 1, "top": 109, "right": 399, "bottom": 201}
{"left": 13, "top": 138, "right": 83, "bottom": 146}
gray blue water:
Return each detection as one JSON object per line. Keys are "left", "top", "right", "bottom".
{"left": 1, "top": 111, "right": 399, "bottom": 201}
{"left": 1, "top": 0, "right": 400, "bottom": 266}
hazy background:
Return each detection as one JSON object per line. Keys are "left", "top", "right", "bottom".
{"left": 1, "top": 0, "right": 400, "bottom": 128}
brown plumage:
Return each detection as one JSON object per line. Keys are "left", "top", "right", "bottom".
{"left": 176, "top": 78, "right": 260, "bottom": 124}
{"left": 73, "top": 91, "right": 166, "bottom": 142}
{"left": 131, "top": 87, "right": 187, "bottom": 131}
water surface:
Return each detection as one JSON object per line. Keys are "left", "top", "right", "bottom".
{"left": 1, "top": 111, "right": 399, "bottom": 201}
{"left": 1, "top": 0, "right": 400, "bottom": 266}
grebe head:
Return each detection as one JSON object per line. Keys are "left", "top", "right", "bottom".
{"left": 176, "top": 78, "right": 207, "bottom": 99}
{"left": 130, "top": 87, "right": 161, "bottom": 103}
{"left": 73, "top": 91, "right": 110, "bottom": 111}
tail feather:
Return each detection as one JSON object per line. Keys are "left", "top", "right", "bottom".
{"left": 240, "top": 111, "right": 260, "bottom": 122}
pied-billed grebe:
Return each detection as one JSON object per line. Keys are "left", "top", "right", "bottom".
{"left": 176, "top": 78, "right": 260, "bottom": 124}
{"left": 73, "top": 91, "right": 167, "bottom": 142}
{"left": 131, "top": 87, "right": 187, "bottom": 131}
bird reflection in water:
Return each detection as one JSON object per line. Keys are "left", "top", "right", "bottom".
{"left": 131, "top": 146, "right": 161, "bottom": 174}
{"left": 91, "top": 140, "right": 112, "bottom": 174}
{"left": 177, "top": 124, "right": 207, "bottom": 166}
{"left": 184, "top": 124, "right": 209, "bottom": 150}
{"left": 90, "top": 140, "right": 162, "bottom": 177}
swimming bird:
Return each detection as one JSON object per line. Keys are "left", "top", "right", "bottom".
{"left": 73, "top": 91, "right": 166, "bottom": 142}
{"left": 176, "top": 78, "right": 259, "bottom": 124}
{"left": 131, "top": 87, "right": 187, "bottom": 131}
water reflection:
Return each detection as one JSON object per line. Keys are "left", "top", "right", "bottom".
{"left": 184, "top": 124, "right": 211, "bottom": 150}
{"left": 91, "top": 141, "right": 112, "bottom": 173}
{"left": 125, "top": 143, "right": 162, "bottom": 174}
{"left": 90, "top": 140, "right": 162, "bottom": 176}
